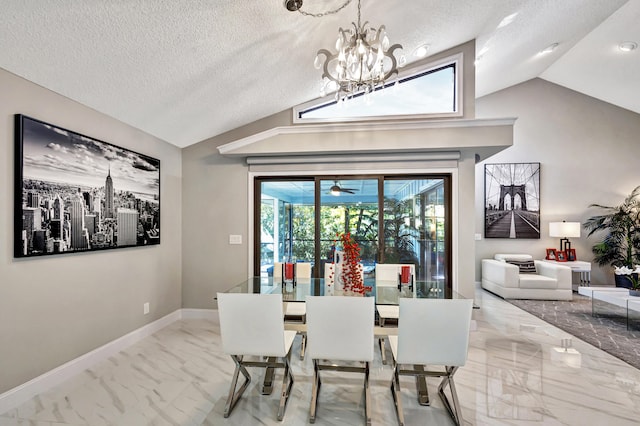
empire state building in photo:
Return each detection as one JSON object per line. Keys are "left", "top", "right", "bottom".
{"left": 105, "top": 166, "right": 114, "bottom": 219}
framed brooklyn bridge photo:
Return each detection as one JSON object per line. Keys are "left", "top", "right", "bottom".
{"left": 484, "top": 162, "right": 540, "bottom": 239}
{"left": 14, "top": 114, "right": 160, "bottom": 258}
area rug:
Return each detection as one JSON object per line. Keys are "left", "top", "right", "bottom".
{"left": 507, "top": 294, "right": 640, "bottom": 370}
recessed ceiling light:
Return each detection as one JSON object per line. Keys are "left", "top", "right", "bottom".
{"left": 540, "top": 43, "right": 559, "bottom": 54}
{"left": 413, "top": 44, "right": 430, "bottom": 58}
{"left": 497, "top": 12, "right": 518, "bottom": 29}
{"left": 619, "top": 41, "right": 638, "bottom": 52}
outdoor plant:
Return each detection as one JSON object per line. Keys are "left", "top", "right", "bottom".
{"left": 584, "top": 185, "right": 640, "bottom": 280}
{"left": 383, "top": 197, "right": 419, "bottom": 264}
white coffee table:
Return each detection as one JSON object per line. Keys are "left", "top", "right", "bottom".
{"left": 578, "top": 286, "right": 627, "bottom": 297}
{"left": 579, "top": 286, "right": 640, "bottom": 330}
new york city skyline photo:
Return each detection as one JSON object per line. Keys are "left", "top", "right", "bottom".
{"left": 15, "top": 115, "right": 160, "bottom": 257}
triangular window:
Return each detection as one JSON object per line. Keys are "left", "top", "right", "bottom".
{"left": 293, "top": 53, "right": 462, "bottom": 123}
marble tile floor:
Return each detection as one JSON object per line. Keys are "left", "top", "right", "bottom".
{"left": 2, "top": 287, "right": 640, "bottom": 426}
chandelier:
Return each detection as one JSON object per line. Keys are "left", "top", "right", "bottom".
{"left": 286, "top": 0, "right": 405, "bottom": 102}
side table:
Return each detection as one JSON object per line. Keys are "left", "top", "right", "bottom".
{"left": 541, "top": 259, "right": 591, "bottom": 286}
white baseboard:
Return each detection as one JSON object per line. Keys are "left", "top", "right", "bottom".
{"left": 0, "top": 308, "right": 216, "bottom": 415}
{"left": 181, "top": 308, "right": 218, "bottom": 320}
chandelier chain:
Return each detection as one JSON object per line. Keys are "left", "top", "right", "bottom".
{"left": 297, "top": 0, "right": 353, "bottom": 18}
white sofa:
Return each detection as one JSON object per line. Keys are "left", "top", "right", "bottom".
{"left": 481, "top": 254, "right": 573, "bottom": 301}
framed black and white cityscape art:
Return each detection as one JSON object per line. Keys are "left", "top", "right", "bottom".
{"left": 484, "top": 162, "right": 540, "bottom": 239}
{"left": 14, "top": 114, "right": 160, "bottom": 258}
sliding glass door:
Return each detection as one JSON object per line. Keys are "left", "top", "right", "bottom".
{"left": 255, "top": 175, "right": 451, "bottom": 294}
{"left": 256, "top": 179, "right": 315, "bottom": 276}
{"left": 319, "top": 178, "right": 379, "bottom": 278}
{"left": 382, "top": 178, "right": 449, "bottom": 294}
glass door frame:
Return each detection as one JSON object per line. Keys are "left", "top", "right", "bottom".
{"left": 253, "top": 174, "right": 452, "bottom": 295}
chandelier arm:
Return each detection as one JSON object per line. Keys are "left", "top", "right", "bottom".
{"left": 317, "top": 49, "right": 340, "bottom": 83}
{"left": 380, "top": 44, "right": 403, "bottom": 80}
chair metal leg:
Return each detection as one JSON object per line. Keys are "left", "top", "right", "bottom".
{"left": 300, "top": 334, "right": 306, "bottom": 360}
{"left": 437, "top": 366, "right": 463, "bottom": 426}
{"left": 224, "top": 355, "right": 251, "bottom": 418}
{"left": 309, "top": 359, "right": 322, "bottom": 423}
{"left": 414, "top": 365, "right": 430, "bottom": 405}
{"left": 364, "top": 361, "right": 372, "bottom": 426}
{"left": 277, "top": 352, "right": 295, "bottom": 421}
{"left": 262, "top": 357, "right": 275, "bottom": 395}
{"left": 378, "top": 337, "right": 387, "bottom": 364}
{"left": 390, "top": 364, "right": 405, "bottom": 426}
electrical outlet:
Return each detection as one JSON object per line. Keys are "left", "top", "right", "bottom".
{"left": 143, "top": 302, "right": 150, "bottom": 315}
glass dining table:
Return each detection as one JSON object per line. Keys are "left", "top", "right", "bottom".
{"left": 219, "top": 276, "right": 459, "bottom": 302}
{"left": 217, "top": 276, "right": 463, "bottom": 406}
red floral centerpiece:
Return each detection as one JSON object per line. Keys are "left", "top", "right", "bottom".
{"left": 335, "top": 232, "right": 370, "bottom": 295}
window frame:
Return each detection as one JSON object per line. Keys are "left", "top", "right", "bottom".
{"left": 292, "top": 53, "right": 463, "bottom": 124}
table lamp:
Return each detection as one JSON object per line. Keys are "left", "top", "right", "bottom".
{"left": 549, "top": 221, "right": 581, "bottom": 253}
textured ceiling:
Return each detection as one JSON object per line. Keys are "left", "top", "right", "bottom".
{"left": 0, "top": 0, "right": 637, "bottom": 148}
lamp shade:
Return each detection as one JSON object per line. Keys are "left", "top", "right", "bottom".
{"left": 549, "top": 222, "right": 581, "bottom": 238}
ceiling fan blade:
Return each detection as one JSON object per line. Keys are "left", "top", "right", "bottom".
{"left": 342, "top": 189, "right": 356, "bottom": 194}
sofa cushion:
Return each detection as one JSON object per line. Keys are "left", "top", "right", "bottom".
{"left": 506, "top": 259, "right": 537, "bottom": 274}
{"left": 519, "top": 274, "right": 558, "bottom": 289}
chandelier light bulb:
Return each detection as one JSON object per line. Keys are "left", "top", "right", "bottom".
{"left": 382, "top": 35, "right": 390, "bottom": 50}
{"left": 367, "top": 52, "right": 374, "bottom": 67}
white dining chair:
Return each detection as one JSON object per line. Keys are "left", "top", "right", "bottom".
{"left": 375, "top": 263, "right": 416, "bottom": 294}
{"left": 374, "top": 263, "right": 416, "bottom": 364}
{"left": 283, "top": 262, "right": 312, "bottom": 359}
{"left": 217, "top": 293, "right": 296, "bottom": 421}
{"left": 283, "top": 261, "right": 311, "bottom": 318}
{"left": 389, "top": 298, "right": 473, "bottom": 426}
{"left": 305, "top": 295, "right": 375, "bottom": 425}
{"left": 295, "top": 262, "right": 312, "bottom": 279}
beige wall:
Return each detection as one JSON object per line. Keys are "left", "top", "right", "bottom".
{"left": 0, "top": 68, "right": 183, "bottom": 394}
{"left": 475, "top": 78, "right": 640, "bottom": 285}
{"left": 182, "top": 145, "right": 479, "bottom": 306}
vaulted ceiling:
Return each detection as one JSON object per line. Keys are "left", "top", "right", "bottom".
{"left": 1, "top": 0, "right": 637, "bottom": 148}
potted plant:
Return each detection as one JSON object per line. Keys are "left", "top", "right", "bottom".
{"left": 614, "top": 265, "right": 640, "bottom": 295}
{"left": 584, "top": 186, "right": 640, "bottom": 288}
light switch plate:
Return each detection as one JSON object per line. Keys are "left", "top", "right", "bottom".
{"left": 229, "top": 234, "right": 242, "bottom": 245}
{"left": 474, "top": 233, "right": 482, "bottom": 241}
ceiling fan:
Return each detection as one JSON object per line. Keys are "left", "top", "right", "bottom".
{"left": 329, "top": 181, "right": 358, "bottom": 196}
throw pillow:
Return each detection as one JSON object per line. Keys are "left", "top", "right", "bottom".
{"left": 506, "top": 259, "right": 537, "bottom": 274}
